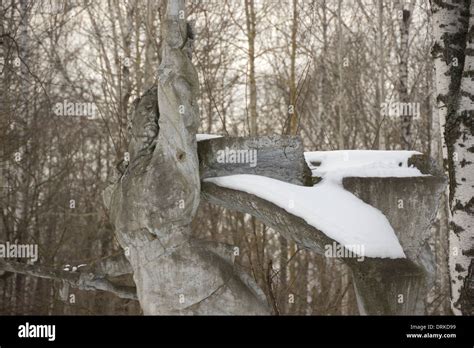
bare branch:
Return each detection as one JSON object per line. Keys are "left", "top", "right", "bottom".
{"left": 0, "top": 258, "right": 137, "bottom": 301}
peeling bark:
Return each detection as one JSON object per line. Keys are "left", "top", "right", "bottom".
{"left": 431, "top": 0, "right": 473, "bottom": 315}
{"left": 451, "top": 0, "right": 474, "bottom": 315}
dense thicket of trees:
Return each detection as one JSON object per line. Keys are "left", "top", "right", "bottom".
{"left": 0, "top": 0, "right": 458, "bottom": 314}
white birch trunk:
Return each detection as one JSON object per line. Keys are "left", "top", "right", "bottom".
{"left": 431, "top": 0, "right": 472, "bottom": 315}
{"left": 450, "top": 1, "right": 474, "bottom": 315}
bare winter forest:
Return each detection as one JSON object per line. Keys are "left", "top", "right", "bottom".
{"left": 0, "top": 0, "right": 472, "bottom": 316}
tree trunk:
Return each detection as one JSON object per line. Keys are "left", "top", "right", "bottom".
{"left": 144, "top": 0, "right": 157, "bottom": 89}
{"left": 431, "top": 0, "right": 472, "bottom": 315}
{"left": 202, "top": 161, "right": 445, "bottom": 314}
{"left": 336, "top": 0, "right": 344, "bottom": 149}
{"left": 288, "top": 0, "right": 298, "bottom": 135}
{"left": 245, "top": 0, "right": 258, "bottom": 136}
{"left": 399, "top": 0, "right": 415, "bottom": 149}
{"left": 450, "top": 0, "right": 474, "bottom": 315}
{"left": 105, "top": 0, "right": 269, "bottom": 315}
{"left": 374, "top": 0, "right": 385, "bottom": 150}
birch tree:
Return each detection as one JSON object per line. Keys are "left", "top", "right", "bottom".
{"left": 453, "top": 1, "right": 474, "bottom": 315}
{"left": 431, "top": 0, "right": 473, "bottom": 315}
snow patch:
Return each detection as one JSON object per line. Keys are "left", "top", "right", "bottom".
{"left": 205, "top": 172, "right": 407, "bottom": 259}
{"left": 196, "top": 134, "right": 223, "bottom": 142}
{"left": 304, "top": 150, "right": 423, "bottom": 182}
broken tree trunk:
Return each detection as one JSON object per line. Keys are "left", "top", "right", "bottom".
{"left": 104, "top": 0, "right": 269, "bottom": 315}
{"left": 103, "top": 60, "right": 445, "bottom": 315}
{"left": 199, "top": 137, "right": 446, "bottom": 315}
{"left": 102, "top": 0, "right": 446, "bottom": 315}
{"left": 198, "top": 135, "right": 312, "bottom": 184}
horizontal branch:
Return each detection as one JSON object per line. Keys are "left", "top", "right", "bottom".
{"left": 199, "top": 138, "right": 446, "bottom": 314}
{"left": 199, "top": 137, "right": 445, "bottom": 266}
{"left": 197, "top": 135, "right": 312, "bottom": 185}
{"left": 0, "top": 258, "right": 137, "bottom": 301}
{"left": 201, "top": 181, "right": 425, "bottom": 314}
{"left": 202, "top": 181, "right": 359, "bottom": 259}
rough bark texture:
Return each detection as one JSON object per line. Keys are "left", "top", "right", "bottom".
{"left": 198, "top": 136, "right": 312, "bottom": 185}
{"left": 399, "top": 0, "right": 415, "bottom": 148}
{"left": 288, "top": 0, "right": 298, "bottom": 135}
{"left": 244, "top": 0, "right": 258, "bottom": 136}
{"left": 451, "top": 0, "right": 474, "bottom": 315}
{"left": 99, "top": 0, "right": 448, "bottom": 316}
{"left": 105, "top": 97, "right": 446, "bottom": 315}
{"left": 104, "top": 0, "right": 269, "bottom": 315}
{"left": 431, "top": 0, "right": 473, "bottom": 315}
{"left": 343, "top": 175, "right": 446, "bottom": 314}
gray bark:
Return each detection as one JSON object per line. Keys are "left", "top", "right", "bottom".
{"left": 0, "top": 257, "right": 137, "bottom": 300}
{"left": 201, "top": 144, "right": 446, "bottom": 314}
{"left": 244, "top": 0, "right": 258, "bottom": 136}
{"left": 2, "top": 0, "right": 448, "bottom": 316}
{"left": 399, "top": 0, "right": 415, "bottom": 149}
{"left": 103, "top": 55, "right": 446, "bottom": 315}
{"left": 431, "top": 0, "right": 473, "bottom": 315}
{"left": 198, "top": 135, "right": 312, "bottom": 185}
{"left": 105, "top": 0, "right": 269, "bottom": 315}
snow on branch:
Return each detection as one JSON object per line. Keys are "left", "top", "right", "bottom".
{"left": 0, "top": 256, "right": 137, "bottom": 300}
{"left": 201, "top": 143, "right": 443, "bottom": 260}
{"left": 204, "top": 174, "right": 405, "bottom": 258}
{"left": 305, "top": 150, "right": 424, "bottom": 181}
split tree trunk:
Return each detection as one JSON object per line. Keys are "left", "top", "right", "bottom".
{"left": 105, "top": 0, "right": 268, "bottom": 315}
{"left": 102, "top": 0, "right": 447, "bottom": 315}
{"left": 200, "top": 137, "right": 446, "bottom": 315}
